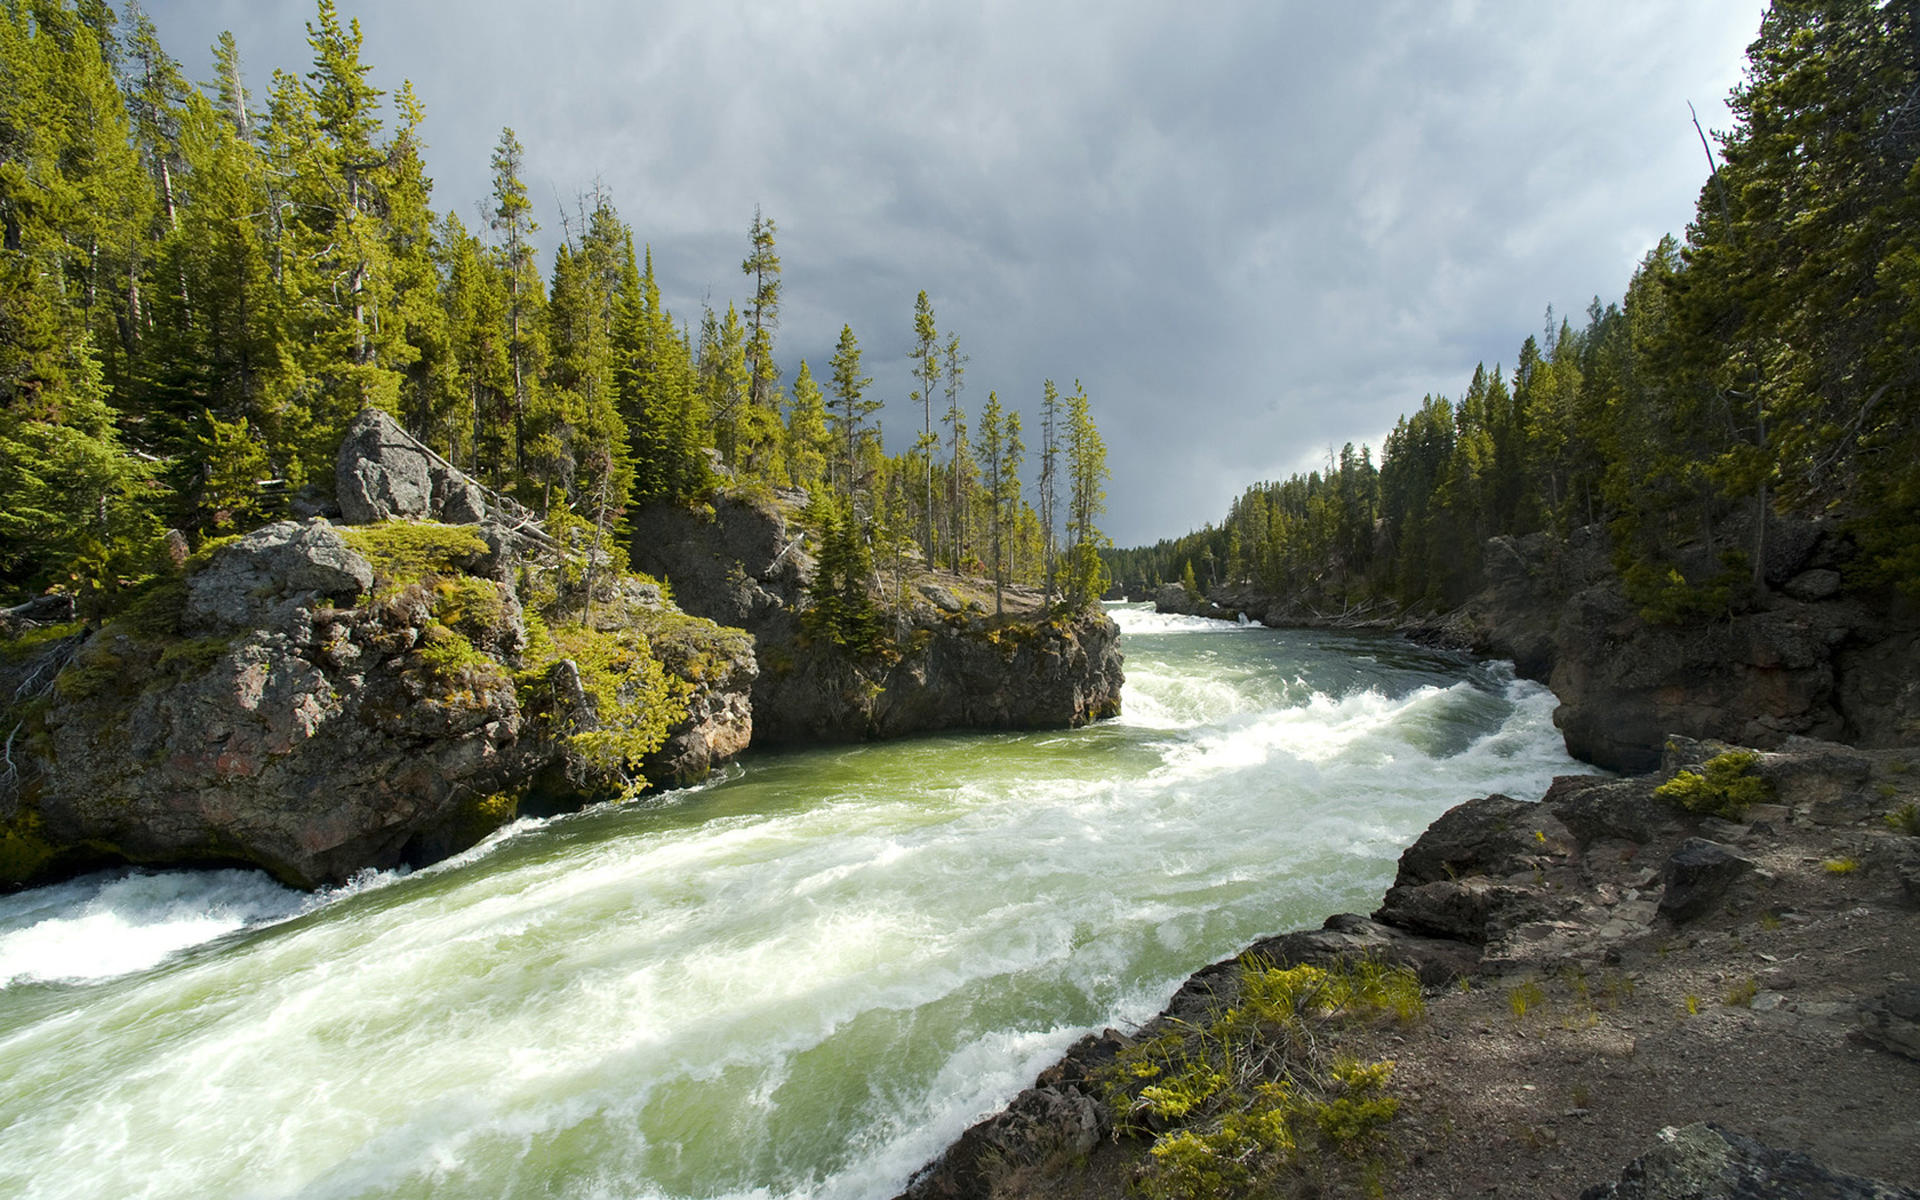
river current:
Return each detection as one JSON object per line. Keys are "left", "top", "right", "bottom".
{"left": 0, "top": 604, "right": 1590, "bottom": 1199}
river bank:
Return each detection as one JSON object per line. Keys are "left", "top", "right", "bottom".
{"left": 897, "top": 736, "right": 1920, "bottom": 1199}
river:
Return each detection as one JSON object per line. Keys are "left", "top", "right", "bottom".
{"left": 0, "top": 604, "right": 1590, "bottom": 1199}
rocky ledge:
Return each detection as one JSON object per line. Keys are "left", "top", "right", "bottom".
{"left": 0, "top": 411, "right": 754, "bottom": 889}
{"left": 630, "top": 492, "right": 1123, "bottom": 742}
{"left": 898, "top": 735, "right": 1920, "bottom": 1199}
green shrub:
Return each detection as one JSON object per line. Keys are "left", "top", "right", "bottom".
{"left": 338, "top": 522, "right": 488, "bottom": 589}
{"left": 1102, "top": 958, "right": 1417, "bottom": 1199}
{"left": 1886, "top": 803, "right": 1920, "bottom": 836}
{"left": 1508, "top": 979, "right": 1547, "bottom": 1019}
{"left": 1655, "top": 750, "right": 1773, "bottom": 818}
{"left": 0, "top": 621, "right": 85, "bottom": 662}
{"left": 517, "top": 620, "right": 691, "bottom": 798}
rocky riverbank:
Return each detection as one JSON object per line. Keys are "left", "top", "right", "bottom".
{"left": 897, "top": 735, "right": 1920, "bottom": 1199}
{"left": 1156, "top": 520, "right": 1920, "bottom": 774}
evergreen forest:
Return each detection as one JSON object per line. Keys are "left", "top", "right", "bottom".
{"left": 0, "top": 0, "right": 1114, "bottom": 627}
{"left": 1106, "top": 0, "right": 1920, "bottom": 624}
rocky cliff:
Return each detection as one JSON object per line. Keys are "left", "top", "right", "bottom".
{"left": 0, "top": 411, "right": 754, "bottom": 889}
{"left": 630, "top": 492, "right": 1124, "bottom": 742}
{"left": 1167, "top": 519, "right": 1920, "bottom": 773}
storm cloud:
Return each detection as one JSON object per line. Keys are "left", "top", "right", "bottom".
{"left": 146, "top": 0, "right": 1765, "bottom": 543}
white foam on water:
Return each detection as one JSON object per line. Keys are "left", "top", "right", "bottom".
{"left": 0, "top": 868, "right": 306, "bottom": 987}
{"left": 1107, "top": 607, "right": 1260, "bottom": 636}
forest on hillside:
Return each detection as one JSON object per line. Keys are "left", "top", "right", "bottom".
{"left": 0, "top": 0, "right": 1114, "bottom": 632}
{"left": 1108, "top": 0, "right": 1920, "bottom": 624}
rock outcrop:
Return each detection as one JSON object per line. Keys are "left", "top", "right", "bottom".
{"left": 334, "top": 408, "right": 498, "bottom": 526}
{"left": 0, "top": 420, "right": 756, "bottom": 889}
{"left": 19, "top": 524, "right": 526, "bottom": 887}
{"left": 630, "top": 491, "right": 1124, "bottom": 741}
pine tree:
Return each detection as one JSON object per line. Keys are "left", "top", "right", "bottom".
{"left": 1038, "top": 378, "right": 1062, "bottom": 602}
{"left": 489, "top": 126, "right": 541, "bottom": 479}
{"left": 908, "top": 291, "right": 938, "bottom": 559}
{"left": 1062, "top": 380, "right": 1109, "bottom": 605}
{"left": 941, "top": 331, "right": 972, "bottom": 572}
{"left": 618, "top": 244, "right": 709, "bottom": 505}
{"left": 826, "top": 323, "right": 877, "bottom": 493}
{"left": 785, "top": 359, "right": 830, "bottom": 492}
{"left": 741, "top": 206, "right": 780, "bottom": 412}
{"left": 978, "top": 390, "right": 1022, "bottom": 614}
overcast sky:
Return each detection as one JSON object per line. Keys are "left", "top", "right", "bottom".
{"left": 144, "top": 0, "right": 1766, "bottom": 545}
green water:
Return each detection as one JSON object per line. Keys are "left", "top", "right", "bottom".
{"left": 0, "top": 605, "right": 1590, "bottom": 1199}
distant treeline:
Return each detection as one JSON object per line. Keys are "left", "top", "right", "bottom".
{"left": 0, "top": 0, "right": 1113, "bottom": 619}
{"left": 1108, "top": 0, "right": 1920, "bottom": 622}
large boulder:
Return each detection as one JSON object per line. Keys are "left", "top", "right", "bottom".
{"left": 183, "top": 519, "right": 373, "bottom": 634}
{"left": 1389, "top": 793, "right": 1575, "bottom": 887}
{"left": 335, "top": 408, "right": 493, "bottom": 526}
{"left": 7, "top": 511, "right": 758, "bottom": 889}
{"left": 1443, "top": 520, "right": 1913, "bottom": 771}
{"left": 29, "top": 580, "right": 525, "bottom": 888}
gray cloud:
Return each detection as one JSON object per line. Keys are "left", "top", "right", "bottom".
{"left": 147, "top": 0, "right": 1765, "bottom": 543}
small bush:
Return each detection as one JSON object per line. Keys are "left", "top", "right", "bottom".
{"left": 1821, "top": 857, "right": 1859, "bottom": 875}
{"left": 1723, "top": 977, "right": 1757, "bottom": 1008}
{"left": 1508, "top": 979, "right": 1547, "bottom": 1019}
{"left": 1886, "top": 803, "right": 1920, "bottom": 837}
{"left": 1102, "top": 957, "right": 1417, "bottom": 1200}
{"left": 1655, "top": 750, "right": 1774, "bottom": 819}
{"left": 338, "top": 522, "right": 488, "bottom": 589}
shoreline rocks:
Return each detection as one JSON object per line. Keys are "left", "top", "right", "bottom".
{"left": 895, "top": 734, "right": 1920, "bottom": 1199}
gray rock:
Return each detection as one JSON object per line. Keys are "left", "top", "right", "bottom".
{"left": 1784, "top": 569, "right": 1843, "bottom": 602}
{"left": 1152, "top": 581, "right": 1210, "bottom": 617}
{"left": 335, "top": 408, "right": 493, "bottom": 526}
{"left": 1374, "top": 877, "right": 1542, "bottom": 945}
{"left": 1546, "top": 775, "right": 1678, "bottom": 845}
{"left": 1579, "top": 1121, "right": 1920, "bottom": 1199}
{"left": 183, "top": 519, "right": 373, "bottom": 634}
{"left": 1857, "top": 986, "right": 1920, "bottom": 1062}
{"left": 917, "top": 582, "right": 964, "bottom": 613}
{"left": 895, "top": 1084, "right": 1104, "bottom": 1199}
{"left": 1245, "top": 912, "right": 1482, "bottom": 985}
{"left": 1390, "top": 793, "right": 1572, "bottom": 887}
{"left": 1659, "top": 838, "right": 1757, "bottom": 923}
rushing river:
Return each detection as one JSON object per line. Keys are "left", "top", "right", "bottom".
{"left": 0, "top": 605, "right": 1590, "bottom": 1200}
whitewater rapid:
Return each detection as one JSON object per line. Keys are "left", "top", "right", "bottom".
{"left": 0, "top": 604, "right": 1590, "bottom": 1200}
